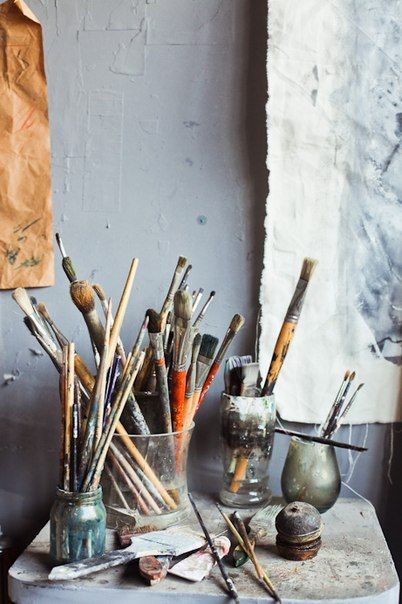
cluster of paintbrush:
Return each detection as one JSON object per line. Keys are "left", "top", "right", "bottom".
{"left": 11, "top": 234, "right": 245, "bottom": 513}
{"left": 320, "top": 370, "right": 364, "bottom": 439}
{"left": 225, "top": 257, "right": 318, "bottom": 493}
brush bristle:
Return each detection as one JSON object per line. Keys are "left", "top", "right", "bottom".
{"left": 192, "top": 333, "right": 202, "bottom": 360}
{"left": 37, "top": 302, "right": 50, "bottom": 321}
{"left": 177, "top": 256, "right": 187, "bottom": 270}
{"left": 210, "top": 291, "right": 216, "bottom": 297}
{"left": 300, "top": 257, "right": 318, "bottom": 281}
{"left": 349, "top": 371, "right": 356, "bottom": 381}
{"left": 174, "top": 289, "right": 193, "bottom": 320}
{"left": 70, "top": 280, "right": 95, "bottom": 314}
{"left": 23, "top": 316, "right": 36, "bottom": 335}
{"left": 146, "top": 308, "right": 162, "bottom": 333}
{"left": 62, "top": 257, "right": 77, "bottom": 283}
{"left": 12, "top": 287, "right": 34, "bottom": 316}
{"left": 92, "top": 283, "right": 106, "bottom": 301}
{"left": 200, "top": 334, "right": 219, "bottom": 359}
{"left": 229, "top": 314, "right": 245, "bottom": 333}
{"left": 344, "top": 369, "right": 350, "bottom": 380}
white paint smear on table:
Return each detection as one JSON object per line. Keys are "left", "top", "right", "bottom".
{"left": 260, "top": 0, "right": 402, "bottom": 423}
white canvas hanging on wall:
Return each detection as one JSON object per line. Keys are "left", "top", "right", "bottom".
{"left": 260, "top": 0, "right": 402, "bottom": 423}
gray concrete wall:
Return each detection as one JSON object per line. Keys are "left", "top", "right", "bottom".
{"left": 0, "top": 0, "right": 400, "bottom": 577}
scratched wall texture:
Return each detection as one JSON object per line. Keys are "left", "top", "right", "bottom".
{"left": 0, "top": 0, "right": 401, "bottom": 574}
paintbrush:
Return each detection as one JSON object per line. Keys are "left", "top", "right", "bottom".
{"left": 320, "top": 370, "right": 350, "bottom": 436}
{"left": 70, "top": 280, "right": 105, "bottom": 354}
{"left": 64, "top": 343, "right": 75, "bottom": 491}
{"left": 224, "top": 355, "right": 253, "bottom": 395}
{"left": 324, "top": 371, "right": 356, "bottom": 438}
{"left": 12, "top": 288, "right": 58, "bottom": 352}
{"left": 188, "top": 334, "right": 219, "bottom": 424}
{"left": 188, "top": 494, "right": 240, "bottom": 604}
{"left": 274, "top": 427, "right": 368, "bottom": 452}
{"left": 23, "top": 316, "right": 62, "bottom": 370}
{"left": 136, "top": 256, "right": 187, "bottom": 391}
{"left": 192, "top": 288, "right": 204, "bottom": 314}
{"left": 171, "top": 290, "right": 193, "bottom": 433}
{"left": 184, "top": 333, "right": 202, "bottom": 428}
{"left": 37, "top": 302, "right": 69, "bottom": 348}
{"left": 72, "top": 377, "right": 80, "bottom": 491}
{"left": 197, "top": 314, "right": 245, "bottom": 412}
{"left": 55, "top": 233, "right": 77, "bottom": 283}
{"left": 240, "top": 362, "right": 261, "bottom": 397}
{"left": 193, "top": 290, "right": 216, "bottom": 331}
{"left": 93, "top": 283, "right": 126, "bottom": 363}
{"left": 160, "top": 255, "right": 188, "bottom": 331}
{"left": 30, "top": 296, "right": 54, "bottom": 342}
{"left": 262, "top": 257, "right": 317, "bottom": 396}
{"left": 216, "top": 504, "right": 281, "bottom": 603}
{"left": 179, "top": 263, "right": 192, "bottom": 290}
{"left": 147, "top": 309, "right": 172, "bottom": 433}
{"left": 335, "top": 383, "right": 364, "bottom": 429}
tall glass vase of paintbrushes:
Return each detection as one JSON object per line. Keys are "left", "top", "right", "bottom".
{"left": 220, "top": 258, "right": 318, "bottom": 506}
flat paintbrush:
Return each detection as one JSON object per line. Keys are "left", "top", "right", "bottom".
{"left": 193, "top": 290, "right": 215, "bottom": 331}
{"left": 171, "top": 290, "right": 193, "bottom": 433}
{"left": 55, "top": 233, "right": 77, "bottom": 283}
{"left": 147, "top": 309, "right": 172, "bottom": 433}
{"left": 184, "top": 333, "right": 202, "bottom": 428}
{"left": 197, "top": 314, "right": 245, "bottom": 412}
{"left": 70, "top": 280, "right": 105, "bottom": 354}
{"left": 261, "top": 257, "right": 317, "bottom": 396}
{"left": 188, "top": 334, "right": 219, "bottom": 425}
{"left": 12, "top": 288, "right": 58, "bottom": 353}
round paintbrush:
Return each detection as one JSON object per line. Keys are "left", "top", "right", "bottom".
{"left": 93, "top": 283, "right": 126, "bottom": 363}
{"left": 37, "top": 302, "right": 69, "bottom": 348}
{"left": 179, "top": 263, "right": 192, "bottom": 290}
{"left": 193, "top": 290, "right": 216, "bottom": 330}
{"left": 55, "top": 233, "right": 77, "bottom": 283}
{"left": 12, "top": 288, "right": 57, "bottom": 352}
{"left": 171, "top": 290, "right": 193, "bottom": 433}
{"left": 70, "top": 280, "right": 105, "bottom": 354}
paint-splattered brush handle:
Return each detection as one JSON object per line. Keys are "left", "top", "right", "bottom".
{"left": 171, "top": 369, "right": 187, "bottom": 432}
{"left": 262, "top": 321, "right": 296, "bottom": 396}
{"left": 197, "top": 361, "right": 220, "bottom": 412}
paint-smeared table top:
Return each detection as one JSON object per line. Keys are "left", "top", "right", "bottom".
{"left": 9, "top": 495, "right": 399, "bottom": 603}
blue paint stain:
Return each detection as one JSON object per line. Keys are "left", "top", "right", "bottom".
{"left": 185, "top": 158, "right": 194, "bottom": 166}
{"left": 197, "top": 215, "right": 207, "bottom": 225}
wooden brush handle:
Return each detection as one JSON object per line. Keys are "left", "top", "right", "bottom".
{"left": 229, "top": 456, "right": 249, "bottom": 493}
{"left": 171, "top": 370, "right": 187, "bottom": 433}
{"left": 197, "top": 361, "right": 220, "bottom": 412}
{"left": 154, "top": 357, "right": 172, "bottom": 433}
{"left": 263, "top": 321, "right": 296, "bottom": 395}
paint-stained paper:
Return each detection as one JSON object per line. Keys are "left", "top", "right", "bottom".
{"left": 261, "top": 0, "right": 402, "bottom": 423}
{"left": 0, "top": 0, "right": 54, "bottom": 289}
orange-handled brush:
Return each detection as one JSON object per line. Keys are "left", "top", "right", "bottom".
{"left": 171, "top": 290, "right": 193, "bottom": 433}
{"left": 196, "top": 314, "right": 245, "bottom": 414}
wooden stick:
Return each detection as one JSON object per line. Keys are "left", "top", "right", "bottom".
{"left": 274, "top": 427, "right": 368, "bottom": 452}
{"left": 109, "top": 442, "right": 161, "bottom": 514}
{"left": 95, "top": 301, "right": 112, "bottom": 447}
{"left": 108, "top": 450, "right": 150, "bottom": 515}
{"left": 115, "top": 423, "right": 177, "bottom": 509}
{"left": 104, "top": 461, "right": 130, "bottom": 510}
{"left": 107, "top": 258, "right": 139, "bottom": 367}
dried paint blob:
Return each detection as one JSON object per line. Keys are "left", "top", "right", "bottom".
{"left": 197, "top": 215, "right": 207, "bottom": 225}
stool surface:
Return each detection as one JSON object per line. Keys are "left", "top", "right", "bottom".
{"left": 9, "top": 495, "right": 400, "bottom": 603}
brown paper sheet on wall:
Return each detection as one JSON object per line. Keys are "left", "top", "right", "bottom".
{"left": 0, "top": 0, "right": 54, "bottom": 289}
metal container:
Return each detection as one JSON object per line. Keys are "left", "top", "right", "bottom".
{"left": 220, "top": 393, "right": 276, "bottom": 507}
{"left": 275, "top": 501, "right": 323, "bottom": 560}
{"left": 281, "top": 437, "right": 341, "bottom": 512}
{"left": 50, "top": 487, "right": 106, "bottom": 563}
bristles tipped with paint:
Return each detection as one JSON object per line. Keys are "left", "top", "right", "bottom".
{"left": 70, "top": 281, "right": 96, "bottom": 314}
{"left": 12, "top": 287, "right": 35, "bottom": 317}
{"left": 174, "top": 290, "right": 193, "bottom": 321}
{"left": 55, "top": 232, "right": 66, "bottom": 258}
{"left": 300, "top": 257, "right": 318, "bottom": 282}
{"left": 199, "top": 334, "right": 219, "bottom": 360}
{"left": 92, "top": 283, "right": 106, "bottom": 302}
{"left": 146, "top": 309, "right": 162, "bottom": 334}
{"left": 177, "top": 256, "right": 187, "bottom": 269}
{"left": 230, "top": 314, "right": 245, "bottom": 333}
